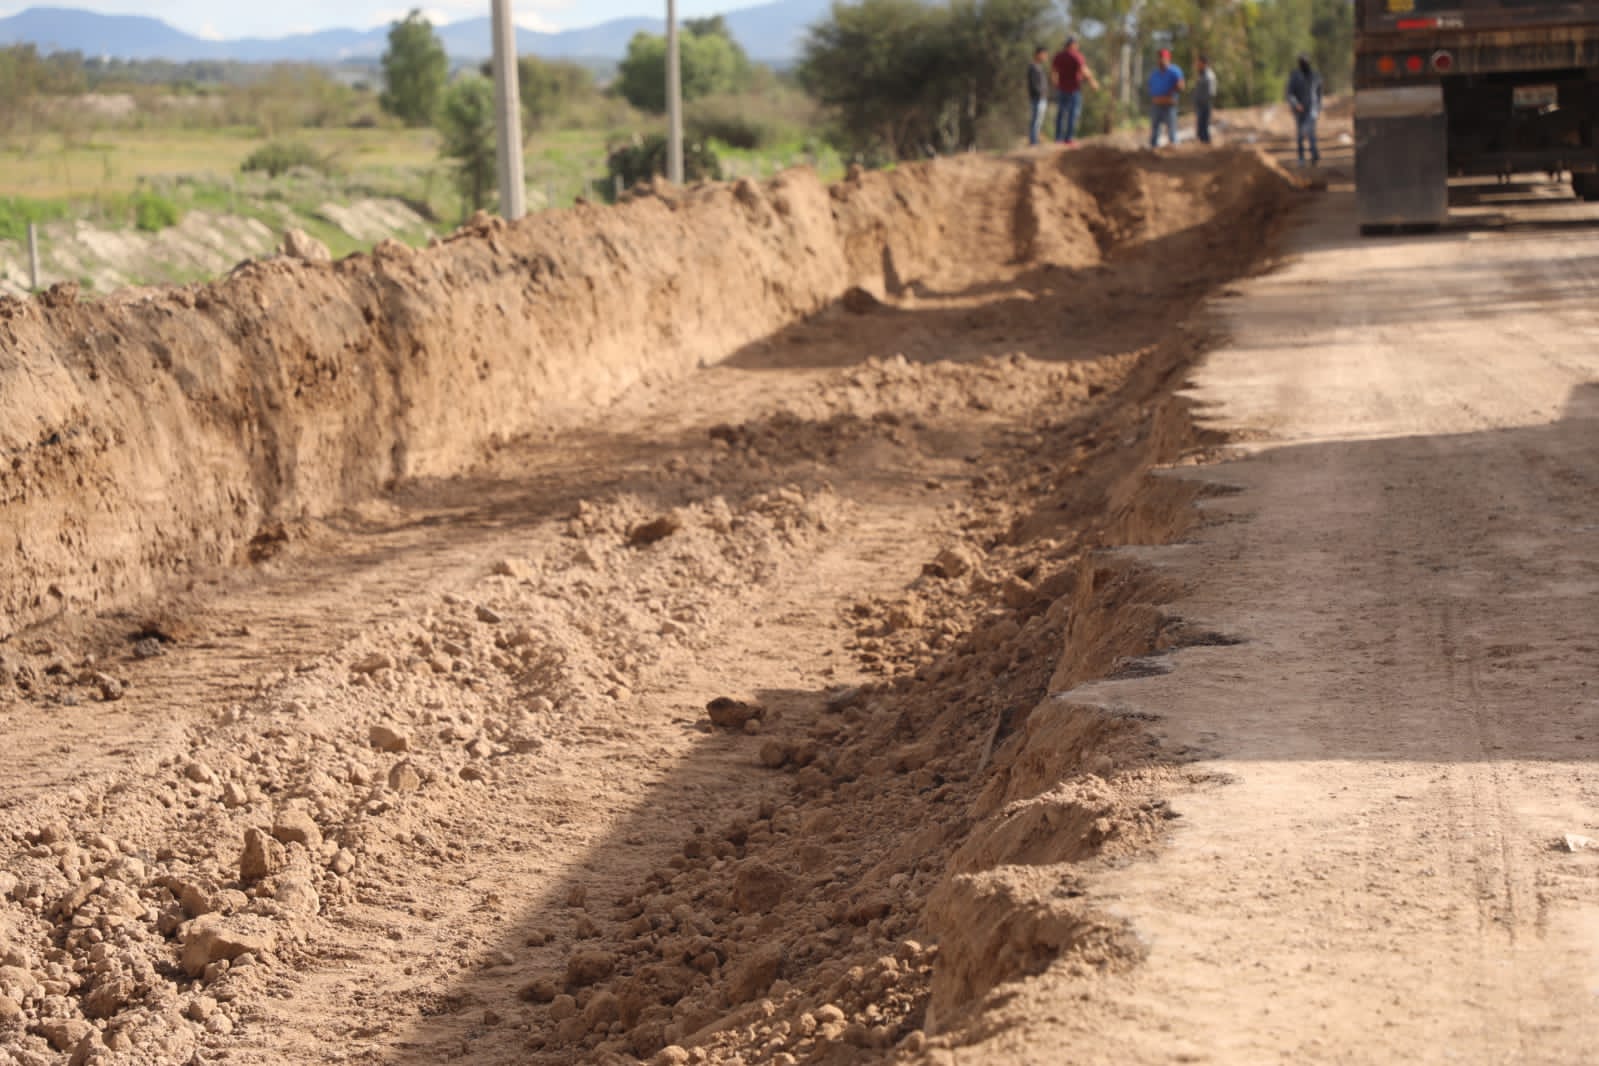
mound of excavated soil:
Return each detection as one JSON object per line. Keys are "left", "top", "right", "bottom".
{"left": 0, "top": 147, "right": 1299, "bottom": 1066}
{"left": 0, "top": 147, "right": 1295, "bottom": 641}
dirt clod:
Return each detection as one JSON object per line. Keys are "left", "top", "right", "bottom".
{"left": 388, "top": 761, "right": 423, "bottom": 792}
{"left": 239, "top": 827, "right": 286, "bottom": 882}
{"left": 566, "top": 950, "right": 618, "bottom": 987}
{"left": 40, "top": 1018, "right": 92, "bottom": 1052}
{"left": 272, "top": 809, "right": 322, "bottom": 849}
{"left": 707, "top": 697, "right": 764, "bottom": 729}
{"left": 926, "top": 545, "right": 981, "bottom": 580}
{"left": 369, "top": 723, "right": 410, "bottom": 752}
{"left": 351, "top": 652, "right": 393, "bottom": 675}
{"left": 628, "top": 515, "right": 683, "bottom": 547}
{"left": 732, "top": 863, "right": 792, "bottom": 914}
{"left": 520, "top": 977, "right": 559, "bottom": 1003}
{"left": 180, "top": 917, "right": 276, "bottom": 978}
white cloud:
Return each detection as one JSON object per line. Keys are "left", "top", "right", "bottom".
{"left": 196, "top": 20, "right": 221, "bottom": 39}
{"left": 514, "top": 12, "right": 559, "bottom": 32}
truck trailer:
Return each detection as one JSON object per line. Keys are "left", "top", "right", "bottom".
{"left": 1355, "top": 0, "right": 1599, "bottom": 231}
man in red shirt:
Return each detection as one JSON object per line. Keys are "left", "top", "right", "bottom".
{"left": 1051, "top": 36, "right": 1101, "bottom": 144}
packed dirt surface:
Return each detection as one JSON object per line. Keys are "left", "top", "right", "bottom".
{"left": 0, "top": 146, "right": 1303, "bottom": 1065}
{"left": 947, "top": 179, "right": 1599, "bottom": 1062}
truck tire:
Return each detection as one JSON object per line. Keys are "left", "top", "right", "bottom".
{"left": 1574, "top": 173, "right": 1599, "bottom": 202}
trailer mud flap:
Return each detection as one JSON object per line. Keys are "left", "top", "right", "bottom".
{"left": 1356, "top": 86, "right": 1448, "bottom": 231}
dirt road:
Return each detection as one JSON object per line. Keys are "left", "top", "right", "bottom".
{"left": 955, "top": 182, "right": 1599, "bottom": 1062}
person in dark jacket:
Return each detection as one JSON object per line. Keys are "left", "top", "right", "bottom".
{"left": 1027, "top": 46, "right": 1050, "bottom": 146}
{"left": 1286, "top": 53, "right": 1323, "bottom": 165}
{"left": 1193, "top": 55, "right": 1218, "bottom": 144}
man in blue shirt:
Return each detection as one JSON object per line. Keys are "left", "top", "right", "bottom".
{"left": 1148, "top": 48, "right": 1185, "bottom": 148}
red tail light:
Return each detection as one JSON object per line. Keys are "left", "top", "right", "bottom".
{"left": 1397, "top": 17, "right": 1437, "bottom": 29}
{"left": 1405, "top": 55, "right": 1425, "bottom": 73}
{"left": 1432, "top": 51, "right": 1454, "bottom": 72}
{"left": 1377, "top": 55, "right": 1397, "bottom": 74}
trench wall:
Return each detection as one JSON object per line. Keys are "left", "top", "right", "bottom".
{"left": 0, "top": 147, "right": 1292, "bottom": 636}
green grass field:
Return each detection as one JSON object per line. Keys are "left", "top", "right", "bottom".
{"left": 0, "top": 125, "right": 670, "bottom": 231}
{"left": 0, "top": 127, "right": 438, "bottom": 200}
{"left": 0, "top": 123, "right": 840, "bottom": 214}
{"left": 0, "top": 121, "right": 846, "bottom": 295}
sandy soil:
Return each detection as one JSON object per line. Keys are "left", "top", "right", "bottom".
{"left": 0, "top": 148, "right": 1303, "bottom": 1065}
{"left": 946, "top": 169, "right": 1599, "bottom": 1060}
{"left": 14, "top": 120, "right": 1596, "bottom": 1066}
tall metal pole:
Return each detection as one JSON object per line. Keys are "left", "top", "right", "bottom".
{"left": 492, "top": 0, "right": 526, "bottom": 219}
{"left": 666, "top": 0, "right": 684, "bottom": 184}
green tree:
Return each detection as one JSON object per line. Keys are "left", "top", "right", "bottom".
{"left": 799, "top": 0, "right": 953, "bottom": 159}
{"left": 615, "top": 27, "right": 753, "bottom": 113}
{"left": 800, "top": 0, "right": 1053, "bottom": 158}
{"left": 0, "top": 44, "right": 89, "bottom": 137}
{"left": 476, "top": 55, "right": 599, "bottom": 131}
{"left": 1311, "top": 0, "right": 1355, "bottom": 94}
{"left": 1237, "top": 0, "right": 1314, "bottom": 105}
{"left": 436, "top": 76, "right": 498, "bottom": 216}
{"left": 682, "top": 14, "right": 758, "bottom": 86}
{"left": 381, "top": 10, "right": 448, "bottom": 126}
{"left": 1070, "top": 0, "right": 1146, "bottom": 129}
{"left": 683, "top": 15, "right": 732, "bottom": 38}
{"left": 801, "top": 0, "right": 1342, "bottom": 152}
{"left": 518, "top": 56, "right": 597, "bottom": 130}
{"left": 942, "top": 0, "right": 1059, "bottom": 147}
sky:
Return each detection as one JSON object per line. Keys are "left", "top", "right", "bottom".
{"left": 0, "top": 1, "right": 746, "bottom": 37}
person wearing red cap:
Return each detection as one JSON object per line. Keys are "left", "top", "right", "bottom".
{"left": 1147, "top": 48, "right": 1185, "bottom": 148}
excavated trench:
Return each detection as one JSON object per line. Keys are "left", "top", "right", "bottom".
{"left": 0, "top": 147, "right": 1300, "bottom": 1065}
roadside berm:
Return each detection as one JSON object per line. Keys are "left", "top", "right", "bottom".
{"left": 0, "top": 147, "right": 1300, "bottom": 1064}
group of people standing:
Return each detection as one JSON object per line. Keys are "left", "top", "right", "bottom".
{"left": 1027, "top": 40, "right": 1324, "bottom": 165}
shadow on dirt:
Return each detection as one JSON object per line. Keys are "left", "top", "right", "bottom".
{"left": 368, "top": 351, "right": 1599, "bottom": 1063}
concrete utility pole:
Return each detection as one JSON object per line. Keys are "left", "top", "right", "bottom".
{"left": 666, "top": 0, "right": 684, "bottom": 184}
{"left": 26, "top": 223, "right": 40, "bottom": 292}
{"left": 491, "top": 0, "right": 527, "bottom": 219}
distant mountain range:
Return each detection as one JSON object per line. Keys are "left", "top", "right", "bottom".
{"left": 0, "top": 2, "right": 832, "bottom": 64}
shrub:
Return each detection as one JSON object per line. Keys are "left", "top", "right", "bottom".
{"left": 0, "top": 197, "right": 71, "bottom": 242}
{"left": 241, "top": 141, "right": 332, "bottom": 178}
{"left": 616, "top": 26, "right": 753, "bottom": 113}
{"left": 133, "top": 193, "right": 181, "bottom": 233}
{"left": 686, "top": 89, "right": 816, "bottom": 150}
{"left": 435, "top": 76, "right": 497, "bottom": 215}
{"left": 605, "top": 135, "right": 722, "bottom": 200}
{"left": 799, "top": 0, "right": 1057, "bottom": 158}
{"left": 686, "top": 99, "right": 775, "bottom": 150}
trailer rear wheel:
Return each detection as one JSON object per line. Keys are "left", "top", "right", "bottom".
{"left": 1573, "top": 173, "right": 1599, "bottom": 201}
